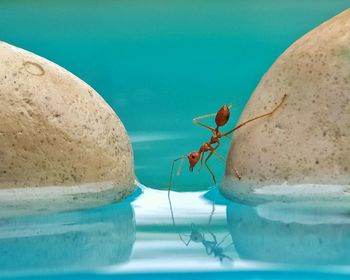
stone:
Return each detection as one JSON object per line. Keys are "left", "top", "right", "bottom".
{"left": 222, "top": 9, "right": 350, "bottom": 203}
{"left": 0, "top": 41, "right": 135, "bottom": 215}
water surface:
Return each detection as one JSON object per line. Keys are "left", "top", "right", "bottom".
{"left": 1, "top": 185, "right": 350, "bottom": 279}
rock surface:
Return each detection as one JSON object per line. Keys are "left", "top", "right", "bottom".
{"left": 0, "top": 41, "right": 135, "bottom": 214}
{"left": 222, "top": 9, "right": 350, "bottom": 203}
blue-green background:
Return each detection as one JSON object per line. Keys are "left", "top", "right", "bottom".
{"left": 0, "top": 0, "right": 349, "bottom": 190}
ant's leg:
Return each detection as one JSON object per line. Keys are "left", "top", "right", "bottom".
{"left": 198, "top": 151, "right": 206, "bottom": 173}
{"left": 184, "top": 238, "right": 192, "bottom": 246}
{"left": 212, "top": 150, "right": 241, "bottom": 180}
{"left": 204, "top": 242, "right": 214, "bottom": 255}
{"left": 224, "top": 242, "right": 234, "bottom": 250}
{"left": 220, "top": 254, "right": 233, "bottom": 262}
{"left": 178, "top": 232, "right": 195, "bottom": 246}
{"left": 217, "top": 232, "right": 231, "bottom": 246}
{"left": 204, "top": 151, "right": 216, "bottom": 185}
{"left": 204, "top": 143, "right": 221, "bottom": 226}
{"left": 208, "top": 231, "right": 217, "bottom": 243}
{"left": 233, "top": 168, "right": 242, "bottom": 180}
{"left": 168, "top": 156, "right": 193, "bottom": 246}
{"left": 205, "top": 150, "right": 218, "bottom": 226}
{"left": 192, "top": 113, "right": 216, "bottom": 131}
{"left": 222, "top": 94, "right": 287, "bottom": 137}
{"left": 212, "top": 150, "right": 225, "bottom": 162}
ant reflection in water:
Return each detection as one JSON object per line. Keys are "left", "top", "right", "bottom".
{"left": 185, "top": 223, "right": 233, "bottom": 262}
{"left": 168, "top": 193, "right": 233, "bottom": 262}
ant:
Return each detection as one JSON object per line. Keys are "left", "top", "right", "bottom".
{"left": 167, "top": 94, "right": 287, "bottom": 228}
{"left": 168, "top": 94, "right": 287, "bottom": 191}
{"left": 180, "top": 223, "right": 233, "bottom": 262}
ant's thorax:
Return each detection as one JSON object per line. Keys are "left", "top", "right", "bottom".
{"left": 198, "top": 127, "right": 222, "bottom": 154}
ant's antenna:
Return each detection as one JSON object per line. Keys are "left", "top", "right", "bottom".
{"left": 176, "top": 156, "right": 185, "bottom": 176}
{"left": 168, "top": 155, "right": 190, "bottom": 245}
{"left": 168, "top": 156, "right": 187, "bottom": 195}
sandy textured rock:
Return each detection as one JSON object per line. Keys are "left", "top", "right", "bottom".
{"left": 0, "top": 41, "right": 135, "bottom": 213}
{"left": 222, "top": 9, "right": 350, "bottom": 203}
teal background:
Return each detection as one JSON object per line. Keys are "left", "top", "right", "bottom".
{"left": 0, "top": 0, "right": 349, "bottom": 190}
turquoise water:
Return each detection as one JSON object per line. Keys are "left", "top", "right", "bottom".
{"left": 2, "top": 185, "right": 350, "bottom": 279}
{"left": 1, "top": 1, "right": 350, "bottom": 279}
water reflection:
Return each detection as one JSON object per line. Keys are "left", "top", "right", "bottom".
{"left": 0, "top": 197, "right": 136, "bottom": 274}
{"left": 227, "top": 200, "right": 350, "bottom": 266}
{"left": 108, "top": 185, "right": 235, "bottom": 273}
{"left": 185, "top": 223, "right": 233, "bottom": 262}
{"left": 3, "top": 185, "right": 350, "bottom": 276}
{"left": 167, "top": 186, "right": 235, "bottom": 263}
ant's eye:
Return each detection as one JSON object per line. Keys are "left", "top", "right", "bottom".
{"left": 191, "top": 155, "right": 195, "bottom": 159}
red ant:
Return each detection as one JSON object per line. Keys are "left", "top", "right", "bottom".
{"left": 167, "top": 94, "right": 287, "bottom": 231}
{"left": 168, "top": 94, "right": 287, "bottom": 191}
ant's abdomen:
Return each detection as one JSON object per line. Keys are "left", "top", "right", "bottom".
{"left": 215, "top": 105, "right": 230, "bottom": 127}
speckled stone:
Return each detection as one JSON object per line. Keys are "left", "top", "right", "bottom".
{"left": 222, "top": 9, "right": 350, "bottom": 203}
{"left": 0, "top": 41, "right": 135, "bottom": 213}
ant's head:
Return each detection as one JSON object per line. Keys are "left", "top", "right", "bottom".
{"left": 190, "top": 223, "right": 204, "bottom": 243}
{"left": 190, "top": 231, "right": 204, "bottom": 243}
{"left": 188, "top": 151, "right": 201, "bottom": 172}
